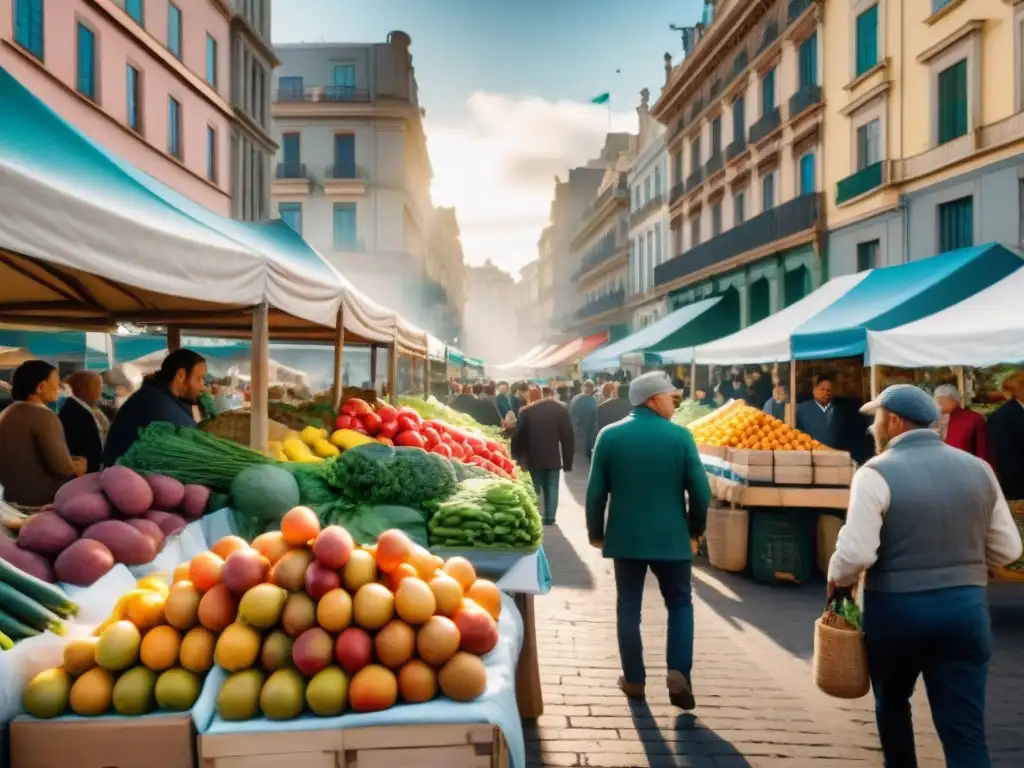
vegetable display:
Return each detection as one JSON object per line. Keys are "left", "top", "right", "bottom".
{"left": 326, "top": 444, "right": 457, "bottom": 510}
{"left": 425, "top": 478, "right": 542, "bottom": 550}
{"left": 396, "top": 396, "right": 506, "bottom": 443}
{"left": 0, "top": 558, "right": 77, "bottom": 643}
{"left": 22, "top": 516, "right": 500, "bottom": 719}
{"left": 672, "top": 399, "right": 714, "bottom": 427}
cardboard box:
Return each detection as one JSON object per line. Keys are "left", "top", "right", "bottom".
{"left": 711, "top": 481, "right": 850, "bottom": 509}
{"left": 726, "top": 448, "right": 773, "bottom": 466}
{"left": 773, "top": 450, "right": 812, "bottom": 467}
{"left": 814, "top": 465, "right": 855, "bottom": 486}
{"left": 729, "top": 462, "right": 774, "bottom": 483}
{"left": 11, "top": 714, "right": 196, "bottom": 768}
{"left": 773, "top": 465, "right": 814, "bottom": 485}
{"left": 697, "top": 444, "right": 728, "bottom": 460}
{"left": 812, "top": 450, "right": 853, "bottom": 467}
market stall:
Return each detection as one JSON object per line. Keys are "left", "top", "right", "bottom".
{"left": 493, "top": 344, "right": 548, "bottom": 374}
{"left": 526, "top": 332, "right": 608, "bottom": 379}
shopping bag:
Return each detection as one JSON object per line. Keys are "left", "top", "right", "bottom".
{"left": 812, "top": 587, "right": 870, "bottom": 699}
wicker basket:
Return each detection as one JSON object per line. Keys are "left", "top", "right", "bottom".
{"left": 705, "top": 505, "right": 749, "bottom": 572}
{"left": 812, "top": 612, "right": 870, "bottom": 699}
{"left": 201, "top": 412, "right": 291, "bottom": 447}
{"left": 817, "top": 514, "right": 845, "bottom": 576}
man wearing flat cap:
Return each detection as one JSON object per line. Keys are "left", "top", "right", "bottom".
{"left": 828, "top": 385, "right": 1022, "bottom": 766}
{"left": 585, "top": 371, "right": 711, "bottom": 711}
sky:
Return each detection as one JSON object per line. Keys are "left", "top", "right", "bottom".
{"left": 271, "top": 0, "right": 705, "bottom": 278}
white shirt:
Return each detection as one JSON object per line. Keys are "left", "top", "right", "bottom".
{"left": 827, "top": 432, "right": 1023, "bottom": 586}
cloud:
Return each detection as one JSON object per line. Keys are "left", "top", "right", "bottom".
{"left": 424, "top": 92, "right": 636, "bottom": 277}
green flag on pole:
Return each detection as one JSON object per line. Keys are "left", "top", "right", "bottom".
{"left": 590, "top": 92, "right": 610, "bottom": 105}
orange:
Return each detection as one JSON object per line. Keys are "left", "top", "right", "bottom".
{"left": 172, "top": 562, "right": 191, "bottom": 584}
{"left": 442, "top": 557, "right": 476, "bottom": 592}
{"left": 211, "top": 536, "right": 250, "bottom": 560}
{"left": 140, "top": 625, "right": 181, "bottom": 671}
{"left": 466, "top": 579, "right": 502, "bottom": 620}
{"left": 387, "top": 563, "right": 418, "bottom": 592}
{"left": 280, "top": 506, "right": 321, "bottom": 547}
{"left": 189, "top": 552, "right": 224, "bottom": 592}
{"left": 125, "top": 591, "right": 167, "bottom": 632}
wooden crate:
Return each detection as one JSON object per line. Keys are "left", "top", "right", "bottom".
{"left": 199, "top": 724, "right": 508, "bottom": 768}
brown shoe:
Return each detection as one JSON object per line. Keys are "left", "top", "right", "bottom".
{"left": 617, "top": 676, "right": 645, "bottom": 699}
{"left": 667, "top": 670, "right": 695, "bottom": 710}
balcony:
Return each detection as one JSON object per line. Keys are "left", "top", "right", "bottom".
{"left": 749, "top": 107, "right": 782, "bottom": 145}
{"left": 835, "top": 162, "right": 885, "bottom": 205}
{"left": 576, "top": 289, "right": 626, "bottom": 321}
{"left": 573, "top": 180, "right": 629, "bottom": 243}
{"left": 726, "top": 138, "right": 748, "bottom": 162}
{"left": 323, "top": 163, "right": 369, "bottom": 196}
{"left": 704, "top": 153, "right": 724, "bottom": 179}
{"left": 630, "top": 193, "right": 664, "bottom": 226}
{"left": 573, "top": 236, "right": 627, "bottom": 282}
{"left": 689, "top": 98, "right": 705, "bottom": 122}
{"left": 685, "top": 168, "right": 704, "bottom": 194}
{"left": 709, "top": 79, "right": 723, "bottom": 99}
{"left": 757, "top": 20, "right": 780, "bottom": 54}
{"left": 669, "top": 182, "right": 685, "bottom": 206}
{"left": 274, "top": 86, "right": 371, "bottom": 104}
{"left": 272, "top": 162, "right": 312, "bottom": 195}
{"left": 655, "top": 193, "right": 821, "bottom": 287}
{"left": 788, "top": 0, "right": 812, "bottom": 24}
{"left": 788, "top": 84, "right": 822, "bottom": 121}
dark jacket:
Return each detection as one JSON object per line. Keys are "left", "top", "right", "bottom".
{"left": 59, "top": 398, "right": 103, "bottom": 474}
{"left": 511, "top": 399, "right": 575, "bottom": 473}
{"left": 586, "top": 407, "right": 711, "bottom": 561}
{"left": 495, "top": 393, "right": 517, "bottom": 419}
{"left": 103, "top": 379, "right": 197, "bottom": 467}
{"left": 597, "top": 397, "right": 632, "bottom": 432}
{"left": 796, "top": 399, "right": 842, "bottom": 449}
{"left": 988, "top": 400, "right": 1024, "bottom": 501}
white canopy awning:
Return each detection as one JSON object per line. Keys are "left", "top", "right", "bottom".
{"left": 866, "top": 267, "right": 1024, "bottom": 367}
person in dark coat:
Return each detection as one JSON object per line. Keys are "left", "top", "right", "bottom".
{"left": 569, "top": 380, "right": 599, "bottom": 460}
{"left": 796, "top": 374, "right": 842, "bottom": 448}
{"left": 103, "top": 349, "right": 207, "bottom": 467}
{"left": 495, "top": 381, "right": 517, "bottom": 420}
{"left": 597, "top": 382, "right": 632, "bottom": 431}
{"left": 763, "top": 384, "right": 787, "bottom": 421}
{"left": 988, "top": 371, "right": 1024, "bottom": 501}
{"left": 511, "top": 385, "right": 574, "bottom": 524}
{"left": 59, "top": 370, "right": 105, "bottom": 474}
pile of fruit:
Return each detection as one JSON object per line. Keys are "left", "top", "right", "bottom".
{"left": 0, "top": 557, "right": 77, "bottom": 647}
{"left": 22, "top": 508, "right": 501, "bottom": 720}
{"left": 426, "top": 479, "right": 542, "bottom": 549}
{"left": 4, "top": 467, "right": 209, "bottom": 586}
{"left": 690, "top": 404, "right": 826, "bottom": 451}
{"left": 672, "top": 400, "right": 714, "bottom": 428}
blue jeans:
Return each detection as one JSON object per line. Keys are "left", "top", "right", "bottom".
{"left": 613, "top": 559, "right": 694, "bottom": 685}
{"left": 531, "top": 468, "right": 560, "bottom": 523}
{"left": 863, "top": 586, "right": 992, "bottom": 768}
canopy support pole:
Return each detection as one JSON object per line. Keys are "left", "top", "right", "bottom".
{"left": 955, "top": 366, "right": 965, "bottom": 397}
{"left": 870, "top": 364, "right": 880, "bottom": 399}
{"left": 787, "top": 359, "right": 797, "bottom": 427}
{"left": 690, "top": 358, "right": 697, "bottom": 400}
{"left": 388, "top": 342, "right": 398, "bottom": 406}
{"left": 167, "top": 326, "right": 181, "bottom": 352}
{"left": 249, "top": 303, "right": 270, "bottom": 453}
{"left": 369, "top": 345, "right": 378, "bottom": 387}
{"left": 423, "top": 356, "right": 429, "bottom": 399}
{"left": 332, "top": 305, "right": 345, "bottom": 412}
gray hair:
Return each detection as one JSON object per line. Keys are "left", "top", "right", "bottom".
{"left": 933, "top": 384, "right": 961, "bottom": 405}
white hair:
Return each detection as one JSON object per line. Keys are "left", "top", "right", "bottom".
{"left": 933, "top": 384, "right": 961, "bottom": 404}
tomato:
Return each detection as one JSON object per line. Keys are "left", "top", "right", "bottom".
{"left": 376, "top": 436, "right": 394, "bottom": 446}
{"left": 441, "top": 432, "right": 455, "bottom": 445}
{"left": 361, "top": 412, "right": 383, "bottom": 435}
{"left": 351, "top": 424, "right": 368, "bottom": 435}
{"left": 394, "top": 430, "right": 426, "bottom": 449}
{"left": 342, "top": 398, "right": 373, "bottom": 416}
{"left": 334, "top": 413, "right": 354, "bottom": 430}
{"left": 445, "top": 427, "right": 468, "bottom": 443}
{"left": 377, "top": 420, "right": 400, "bottom": 439}
{"left": 396, "top": 407, "right": 423, "bottom": 427}
{"left": 396, "top": 415, "right": 420, "bottom": 433}
{"left": 422, "top": 427, "right": 441, "bottom": 448}
{"left": 485, "top": 440, "right": 502, "bottom": 454}
{"left": 430, "top": 442, "right": 453, "bottom": 458}
{"left": 376, "top": 404, "right": 398, "bottom": 422}
{"left": 465, "top": 436, "right": 485, "bottom": 452}
{"left": 449, "top": 442, "right": 465, "bottom": 459}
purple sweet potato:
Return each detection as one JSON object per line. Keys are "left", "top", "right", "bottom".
{"left": 54, "top": 539, "right": 114, "bottom": 586}
{"left": 144, "top": 474, "right": 186, "bottom": 511}
{"left": 53, "top": 473, "right": 102, "bottom": 510}
{"left": 81, "top": 520, "right": 156, "bottom": 565}
{"left": 177, "top": 485, "right": 210, "bottom": 520}
{"left": 17, "top": 511, "right": 78, "bottom": 556}
{"left": 99, "top": 466, "right": 153, "bottom": 517}
{"left": 143, "top": 510, "right": 188, "bottom": 537}
{"left": 56, "top": 492, "right": 113, "bottom": 528}
{"left": 0, "top": 537, "right": 56, "bottom": 582}
{"left": 126, "top": 519, "right": 165, "bottom": 553}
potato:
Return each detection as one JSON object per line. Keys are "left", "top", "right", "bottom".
{"left": 54, "top": 539, "right": 114, "bottom": 586}
{"left": 143, "top": 510, "right": 188, "bottom": 537}
{"left": 56, "top": 492, "right": 112, "bottom": 528}
{"left": 82, "top": 520, "right": 157, "bottom": 565}
{"left": 144, "top": 475, "right": 186, "bottom": 511}
{"left": 100, "top": 466, "right": 153, "bottom": 518}
{"left": 53, "top": 473, "right": 102, "bottom": 510}
{"left": 0, "top": 537, "right": 56, "bottom": 582}
{"left": 17, "top": 511, "right": 78, "bottom": 556}
{"left": 126, "top": 519, "right": 165, "bottom": 553}
{"left": 178, "top": 485, "right": 210, "bottom": 521}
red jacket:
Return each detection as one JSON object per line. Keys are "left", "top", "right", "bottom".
{"left": 944, "top": 407, "right": 990, "bottom": 464}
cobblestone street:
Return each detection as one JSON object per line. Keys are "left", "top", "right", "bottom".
{"left": 525, "top": 469, "right": 1024, "bottom": 768}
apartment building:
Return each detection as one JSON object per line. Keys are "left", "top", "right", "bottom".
{"left": 1, "top": 0, "right": 235, "bottom": 214}
{"left": 463, "top": 261, "right": 518, "bottom": 369}
{"left": 228, "top": 0, "right": 277, "bottom": 221}
{"left": 569, "top": 134, "right": 637, "bottom": 337}
{"left": 270, "top": 34, "right": 459, "bottom": 338}
{"left": 627, "top": 88, "right": 670, "bottom": 330}
{"left": 515, "top": 260, "right": 541, "bottom": 352}
{"left": 651, "top": 0, "right": 824, "bottom": 328}
{"left": 824, "top": 0, "right": 1024, "bottom": 273}
{"left": 426, "top": 206, "right": 467, "bottom": 344}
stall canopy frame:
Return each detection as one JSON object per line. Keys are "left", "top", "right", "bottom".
{"left": 530, "top": 332, "right": 609, "bottom": 369}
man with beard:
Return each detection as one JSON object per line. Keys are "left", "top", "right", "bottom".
{"left": 103, "top": 349, "right": 207, "bottom": 466}
{"left": 828, "top": 385, "right": 1021, "bottom": 767}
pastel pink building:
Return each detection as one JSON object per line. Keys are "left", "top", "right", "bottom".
{"left": 0, "top": 0, "right": 234, "bottom": 215}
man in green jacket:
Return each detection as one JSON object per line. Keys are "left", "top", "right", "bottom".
{"left": 586, "top": 370, "right": 712, "bottom": 710}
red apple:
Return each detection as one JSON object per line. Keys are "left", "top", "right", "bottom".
{"left": 313, "top": 525, "right": 355, "bottom": 570}
{"left": 304, "top": 560, "right": 341, "bottom": 600}
{"left": 335, "top": 626, "right": 374, "bottom": 675}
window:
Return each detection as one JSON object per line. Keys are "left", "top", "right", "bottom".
{"left": 282, "top": 132, "right": 300, "bottom": 171}
{"left": 734, "top": 191, "right": 746, "bottom": 225}
{"left": 76, "top": 23, "right": 96, "bottom": 101}
{"left": 732, "top": 96, "right": 745, "bottom": 144}
{"left": 690, "top": 215, "right": 701, "bottom": 247}
{"left": 690, "top": 137, "right": 701, "bottom": 173}
{"left": 646, "top": 231, "right": 654, "bottom": 268}
{"left": 855, "top": 5, "right": 879, "bottom": 77}
{"left": 14, "top": 0, "right": 44, "bottom": 60}
{"left": 799, "top": 153, "right": 815, "bottom": 195}
{"left": 206, "top": 126, "right": 217, "bottom": 182}
{"left": 673, "top": 153, "right": 683, "bottom": 184}
{"left": 206, "top": 35, "right": 217, "bottom": 87}
{"left": 333, "top": 64, "right": 355, "bottom": 87}
{"left": 761, "top": 172, "right": 775, "bottom": 211}
{"left": 799, "top": 33, "right": 818, "bottom": 89}
{"left": 653, "top": 165, "right": 661, "bottom": 195}
{"left": 333, "top": 203, "right": 358, "bottom": 250}
{"left": 168, "top": 3, "right": 182, "bottom": 59}
{"left": 279, "top": 202, "right": 302, "bottom": 234}
{"left": 711, "top": 203, "right": 722, "bottom": 236}
{"left": 126, "top": 0, "right": 143, "bottom": 24}
{"left": 168, "top": 97, "right": 181, "bottom": 158}
{"left": 710, "top": 116, "right": 722, "bottom": 156}
{"left": 856, "top": 240, "right": 879, "bottom": 272}
{"left": 856, "top": 119, "right": 881, "bottom": 170}
{"left": 932, "top": 0, "right": 953, "bottom": 13}
{"left": 761, "top": 68, "right": 776, "bottom": 115}
{"left": 126, "top": 64, "right": 141, "bottom": 132}
{"left": 279, "top": 76, "right": 303, "bottom": 101}
{"left": 938, "top": 197, "right": 974, "bottom": 252}
{"left": 632, "top": 187, "right": 640, "bottom": 210}
{"left": 644, "top": 176, "right": 652, "bottom": 203}
{"left": 333, "top": 133, "right": 355, "bottom": 178}
{"left": 938, "top": 60, "right": 968, "bottom": 145}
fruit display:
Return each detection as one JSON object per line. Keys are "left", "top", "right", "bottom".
{"left": 690, "top": 403, "right": 827, "bottom": 451}
{"left": 672, "top": 399, "right": 714, "bottom": 427}
{"left": 3, "top": 467, "right": 206, "bottom": 586}
{"left": 0, "top": 557, "right": 77, "bottom": 644}
{"left": 424, "top": 479, "right": 542, "bottom": 550}
{"left": 22, "top": 514, "right": 501, "bottom": 720}
{"left": 396, "top": 395, "right": 506, "bottom": 444}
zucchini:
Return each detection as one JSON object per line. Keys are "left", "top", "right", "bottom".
{"left": 0, "top": 630, "right": 13, "bottom": 650}
{"left": 0, "top": 607, "right": 40, "bottom": 640}
{"left": 0, "top": 582, "right": 65, "bottom": 636}
{"left": 0, "top": 557, "right": 77, "bottom": 618}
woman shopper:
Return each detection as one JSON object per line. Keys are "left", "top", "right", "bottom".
{"left": 933, "top": 383, "right": 990, "bottom": 462}
{"left": 585, "top": 371, "right": 711, "bottom": 710}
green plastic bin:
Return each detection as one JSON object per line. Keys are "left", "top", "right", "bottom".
{"left": 749, "top": 509, "right": 815, "bottom": 584}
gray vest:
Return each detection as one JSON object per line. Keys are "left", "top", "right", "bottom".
{"left": 865, "top": 429, "right": 994, "bottom": 594}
